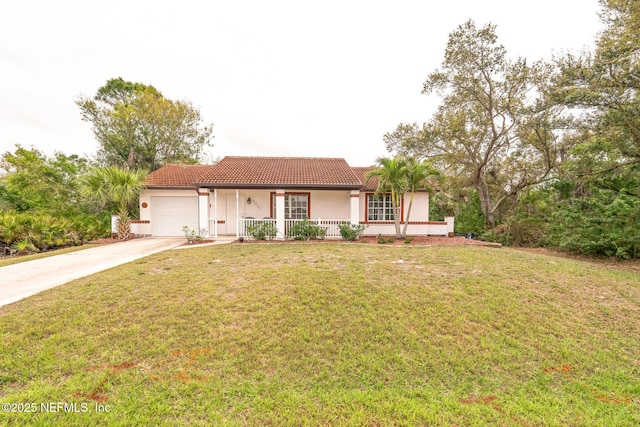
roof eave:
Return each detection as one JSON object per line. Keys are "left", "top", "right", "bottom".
{"left": 195, "top": 182, "right": 362, "bottom": 190}
{"left": 143, "top": 185, "right": 197, "bottom": 190}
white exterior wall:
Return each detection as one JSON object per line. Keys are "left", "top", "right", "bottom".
{"left": 235, "top": 190, "right": 275, "bottom": 219}
{"left": 213, "top": 190, "right": 351, "bottom": 220}
{"left": 361, "top": 224, "right": 440, "bottom": 236}
{"left": 358, "top": 191, "right": 450, "bottom": 236}
{"left": 404, "top": 192, "right": 429, "bottom": 221}
{"left": 142, "top": 187, "right": 451, "bottom": 238}
{"left": 350, "top": 190, "right": 360, "bottom": 224}
{"left": 308, "top": 190, "right": 350, "bottom": 219}
{"left": 131, "top": 221, "right": 150, "bottom": 236}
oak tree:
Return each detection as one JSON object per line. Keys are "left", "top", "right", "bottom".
{"left": 552, "top": 0, "right": 640, "bottom": 174}
{"left": 386, "top": 21, "right": 560, "bottom": 227}
{"left": 77, "top": 78, "right": 213, "bottom": 171}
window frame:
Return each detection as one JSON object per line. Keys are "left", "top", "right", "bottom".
{"left": 365, "top": 193, "right": 403, "bottom": 222}
{"left": 270, "top": 192, "right": 311, "bottom": 219}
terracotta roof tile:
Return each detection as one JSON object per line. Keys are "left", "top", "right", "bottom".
{"left": 144, "top": 164, "right": 214, "bottom": 188}
{"left": 351, "top": 166, "right": 380, "bottom": 191}
{"left": 351, "top": 166, "right": 436, "bottom": 192}
{"left": 145, "top": 158, "right": 396, "bottom": 190}
{"left": 196, "top": 157, "right": 363, "bottom": 188}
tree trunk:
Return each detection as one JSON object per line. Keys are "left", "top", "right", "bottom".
{"left": 127, "top": 146, "right": 135, "bottom": 170}
{"left": 116, "top": 208, "right": 133, "bottom": 240}
{"left": 475, "top": 174, "right": 496, "bottom": 228}
{"left": 392, "top": 191, "right": 402, "bottom": 239}
{"left": 402, "top": 193, "right": 415, "bottom": 237}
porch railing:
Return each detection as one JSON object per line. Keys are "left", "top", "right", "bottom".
{"left": 236, "top": 218, "right": 349, "bottom": 239}
{"left": 284, "top": 219, "right": 348, "bottom": 239}
{"left": 237, "top": 218, "right": 278, "bottom": 239}
{"left": 208, "top": 219, "right": 217, "bottom": 238}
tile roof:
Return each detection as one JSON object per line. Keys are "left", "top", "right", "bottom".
{"left": 144, "top": 164, "right": 214, "bottom": 188}
{"left": 351, "top": 166, "right": 379, "bottom": 191}
{"left": 351, "top": 166, "right": 436, "bottom": 192}
{"left": 195, "top": 157, "right": 363, "bottom": 188}
{"left": 144, "top": 157, "right": 393, "bottom": 190}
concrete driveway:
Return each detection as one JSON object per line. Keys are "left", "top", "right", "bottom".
{"left": 0, "top": 237, "right": 183, "bottom": 308}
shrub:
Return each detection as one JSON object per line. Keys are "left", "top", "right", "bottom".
{"left": 247, "top": 221, "right": 277, "bottom": 240}
{"left": 288, "top": 220, "right": 327, "bottom": 240}
{"left": 0, "top": 211, "right": 108, "bottom": 254}
{"left": 377, "top": 234, "right": 395, "bottom": 244}
{"left": 12, "top": 240, "right": 38, "bottom": 255}
{"left": 545, "top": 189, "right": 640, "bottom": 259}
{"left": 182, "top": 226, "right": 207, "bottom": 244}
{"left": 404, "top": 236, "right": 414, "bottom": 244}
{"left": 338, "top": 223, "right": 367, "bottom": 241}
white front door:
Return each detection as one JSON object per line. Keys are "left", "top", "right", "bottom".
{"left": 225, "top": 194, "right": 245, "bottom": 235}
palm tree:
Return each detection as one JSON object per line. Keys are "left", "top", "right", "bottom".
{"left": 82, "top": 167, "right": 147, "bottom": 239}
{"left": 364, "top": 157, "right": 408, "bottom": 239}
{"left": 402, "top": 157, "right": 441, "bottom": 237}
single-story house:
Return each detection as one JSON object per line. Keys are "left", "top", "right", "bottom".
{"left": 136, "top": 156, "right": 454, "bottom": 238}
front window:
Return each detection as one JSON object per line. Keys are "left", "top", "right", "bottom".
{"left": 272, "top": 193, "right": 309, "bottom": 219}
{"left": 367, "top": 194, "right": 394, "bottom": 221}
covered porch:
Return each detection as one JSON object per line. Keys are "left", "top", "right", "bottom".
{"left": 198, "top": 188, "right": 359, "bottom": 239}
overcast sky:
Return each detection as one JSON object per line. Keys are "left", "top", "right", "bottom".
{"left": 1, "top": 0, "right": 602, "bottom": 167}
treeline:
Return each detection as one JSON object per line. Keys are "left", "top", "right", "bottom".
{"left": 0, "top": 147, "right": 110, "bottom": 254}
{"left": 386, "top": 1, "right": 640, "bottom": 258}
{"left": 1, "top": 77, "right": 213, "bottom": 255}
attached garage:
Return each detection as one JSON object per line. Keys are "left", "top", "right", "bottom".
{"left": 150, "top": 195, "right": 198, "bottom": 236}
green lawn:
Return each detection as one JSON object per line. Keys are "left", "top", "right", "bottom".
{"left": 1, "top": 243, "right": 639, "bottom": 426}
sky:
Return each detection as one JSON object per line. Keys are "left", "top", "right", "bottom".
{"left": 1, "top": 0, "right": 603, "bottom": 167}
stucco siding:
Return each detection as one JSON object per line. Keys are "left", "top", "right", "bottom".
{"left": 308, "top": 190, "right": 350, "bottom": 219}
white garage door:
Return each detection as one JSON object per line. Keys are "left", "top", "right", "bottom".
{"left": 151, "top": 196, "right": 199, "bottom": 236}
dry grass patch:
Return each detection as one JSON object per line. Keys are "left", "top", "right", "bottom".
{"left": 1, "top": 244, "right": 639, "bottom": 426}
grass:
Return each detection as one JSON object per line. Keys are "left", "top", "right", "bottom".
{"left": 1, "top": 243, "right": 639, "bottom": 426}
{"left": 0, "top": 244, "right": 108, "bottom": 268}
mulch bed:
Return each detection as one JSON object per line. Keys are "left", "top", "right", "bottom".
{"left": 180, "top": 240, "right": 216, "bottom": 247}
{"left": 236, "top": 236, "right": 502, "bottom": 247}
{"left": 90, "top": 235, "right": 501, "bottom": 248}
{"left": 360, "top": 236, "right": 502, "bottom": 247}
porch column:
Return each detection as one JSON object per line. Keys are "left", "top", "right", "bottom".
{"left": 213, "top": 189, "right": 218, "bottom": 238}
{"left": 275, "top": 189, "right": 285, "bottom": 239}
{"left": 350, "top": 190, "right": 360, "bottom": 224}
{"left": 445, "top": 216, "right": 455, "bottom": 237}
{"left": 198, "top": 188, "right": 210, "bottom": 236}
{"left": 236, "top": 189, "right": 240, "bottom": 238}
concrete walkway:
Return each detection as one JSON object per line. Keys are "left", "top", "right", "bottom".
{"left": 0, "top": 237, "right": 184, "bottom": 308}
